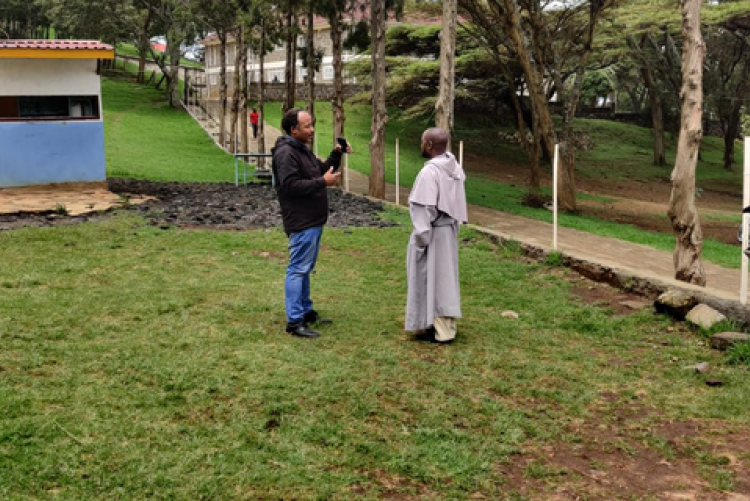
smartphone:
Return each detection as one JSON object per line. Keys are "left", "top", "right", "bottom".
{"left": 336, "top": 137, "right": 349, "bottom": 153}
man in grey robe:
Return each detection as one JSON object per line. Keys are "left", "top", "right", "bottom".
{"left": 405, "top": 127, "right": 468, "bottom": 343}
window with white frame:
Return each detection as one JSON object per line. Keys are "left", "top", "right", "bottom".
{"left": 323, "top": 65, "right": 334, "bottom": 81}
{"left": 210, "top": 74, "right": 218, "bottom": 85}
{"left": 269, "top": 70, "right": 284, "bottom": 83}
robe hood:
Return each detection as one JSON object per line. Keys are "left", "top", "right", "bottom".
{"left": 409, "top": 152, "right": 468, "bottom": 223}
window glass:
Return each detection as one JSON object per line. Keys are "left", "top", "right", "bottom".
{"left": 1, "top": 96, "right": 100, "bottom": 120}
{"left": 19, "top": 96, "right": 69, "bottom": 118}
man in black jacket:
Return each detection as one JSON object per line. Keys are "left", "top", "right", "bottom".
{"left": 272, "top": 108, "right": 347, "bottom": 338}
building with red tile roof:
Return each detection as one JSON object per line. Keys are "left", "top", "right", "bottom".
{"left": 0, "top": 40, "right": 114, "bottom": 187}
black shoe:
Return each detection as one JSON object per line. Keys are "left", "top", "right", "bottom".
{"left": 415, "top": 328, "right": 453, "bottom": 344}
{"left": 304, "top": 310, "right": 332, "bottom": 325}
{"left": 286, "top": 322, "right": 320, "bottom": 338}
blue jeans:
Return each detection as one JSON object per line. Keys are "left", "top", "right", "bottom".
{"left": 285, "top": 226, "right": 323, "bottom": 324}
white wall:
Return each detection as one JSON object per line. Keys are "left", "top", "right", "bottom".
{"left": 0, "top": 59, "right": 101, "bottom": 96}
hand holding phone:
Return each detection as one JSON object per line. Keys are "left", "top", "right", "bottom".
{"left": 336, "top": 137, "right": 350, "bottom": 153}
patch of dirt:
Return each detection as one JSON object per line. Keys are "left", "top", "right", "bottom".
{"left": 463, "top": 153, "right": 742, "bottom": 245}
{"left": 497, "top": 396, "right": 750, "bottom": 500}
{"left": 0, "top": 179, "right": 396, "bottom": 232}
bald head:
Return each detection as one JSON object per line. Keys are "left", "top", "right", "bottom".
{"left": 421, "top": 127, "right": 449, "bottom": 158}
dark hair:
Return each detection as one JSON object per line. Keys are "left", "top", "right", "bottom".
{"left": 281, "top": 108, "right": 303, "bottom": 135}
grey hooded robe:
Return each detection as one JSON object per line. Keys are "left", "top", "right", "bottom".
{"left": 405, "top": 152, "right": 468, "bottom": 332}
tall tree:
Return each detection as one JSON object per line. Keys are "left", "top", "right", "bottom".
{"left": 318, "top": 0, "right": 351, "bottom": 141}
{"left": 141, "top": 0, "right": 195, "bottom": 108}
{"left": 283, "top": 0, "right": 299, "bottom": 112}
{"left": 369, "top": 0, "right": 388, "bottom": 199}
{"left": 705, "top": 25, "right": 750, "bottom": 170}
{"left": 627, "top": 32, "right": 667, "bottom": 166}
{"left": 435, "top": 0, "right": 457, "bottom": 150}
{"left": 305, "top": 2, "right": 316, "bottom": 117}
{"left": 194, "top": 0, "right": 237, "bottom": 147}
{"left": 460, "top": 0, "right": 612, "bottom": 211}
{"left": 667, "top": 0, "right": 706, "bottom": 286}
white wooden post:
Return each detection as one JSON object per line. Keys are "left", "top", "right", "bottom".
{"left": 553, "top": 143, "right": 559, "bottom": 250}
{"left": 396, "top": 138, "right": 400, "bottom": 206}
{"left": 459, "top": 140, "right": 464, "bottom": 168}
{"left": 344, "top": 153, "right": 349, "bottom": 192}
{"left": 741, "top": 137, "right": 750, "bottom": 304}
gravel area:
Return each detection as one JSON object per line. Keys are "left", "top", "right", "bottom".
{"left": 0, "top": 179, "right": 397, "bottom": 232}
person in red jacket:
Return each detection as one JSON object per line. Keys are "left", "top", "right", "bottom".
{"left": 249, "top": 108, "right": 259, "bottom": 139}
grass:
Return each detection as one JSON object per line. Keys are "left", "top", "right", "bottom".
{"left": 103, "top": 77, "right": 234, "bottom": 182}
{"left": 1, "top": 212, "right": 748, "bottom": 499}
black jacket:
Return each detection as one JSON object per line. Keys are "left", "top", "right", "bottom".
{"left": 271, "top": 135, "right": 342, "bottom": 235}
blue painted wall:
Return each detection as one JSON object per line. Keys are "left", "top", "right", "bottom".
{"left": 0, "top": 121, "right": 106, "bottom": 187}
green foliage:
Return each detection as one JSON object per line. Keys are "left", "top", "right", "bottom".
{"left": 545, "top": 251, "right": 566, "bottom": 267}
{"left": 387, "top": 24, "right": 442, "bottom": 58}
{"left": 581, "top": 70, "right": 614, "bottom": 107}
{"left": 343, "top": 20, "right": 370, "bottom": 52}
{"left": 726, "top": 341, "right": 750, "bottom": 366}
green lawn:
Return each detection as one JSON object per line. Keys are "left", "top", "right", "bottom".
{"left": 1, "top": 211, "right": 748, "bottom": 499}
{"left": 104, "top": 77, "right": 234, "bottom": 182}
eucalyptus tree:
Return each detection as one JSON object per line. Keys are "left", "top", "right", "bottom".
{"left": 248, "top": 0, "right": 283, "bottom": 154}
{"left": 281, "top": 0, "right": 302, "bottom": 112}
{"left": 369, "top": 0, "right": 388, "bottom": 199}
{"left": 460, "top": 0, "right": 615, "bottom": 212}
{"left": 705, "top": 22, "right": 750, "bottom": 170}
{"left": 626, "top": 32, "right": 668, "bottom": 166}
{"left": 193, "top": 0, "right": 237, "bottom": 147}
{"left": 304, "top": 2, "right": 315, "bottom": 117}
{"left": 435, "top": 0, "right": 457, "bottom": 150}
{"left": 369, "top": 0, "right": 404, "bottom": 200}
{"left": 140, "top": 0, "right": 197, "bottom": 107}
{"left": 667, "top": 0, "right": 706, "bottom": 286}
{"left": 315, "top": 0, "right": 355, "bottom": 142}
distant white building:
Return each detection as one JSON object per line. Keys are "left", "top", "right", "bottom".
{"left": 200, "top": 16, "right": 361, "bottom": 100}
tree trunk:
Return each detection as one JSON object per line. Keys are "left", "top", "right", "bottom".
{"left": 643, "top": 66, "right": 666, "bottom": 166}
{"left": 239, "top": 31, "right": 249, "bottom": 155}
{"left": 219, "top": 32, "right": 228, "bottom": 149}
{"left": 284, "top": 5, "right": 297, "bottom": 112}
{"left": 229, "top": 29, "right": 243, "bottom": 153}
{"left": 435, "top": 0, "right": 457, "bottom": 151}
{"left": 369, "top": 0, "right": 387, "bottom": 200}
{"left": 306, "top": 3, "right": 315, "bottom": 118}
{"left": 498, "top": 0, "right": 573, "bottom": 210}
{"left": 136, "top": 9, "right": 153, "bottom": 84}
{"left": 667, "top": 0, "right": 706, "bottom": 286}
{"left": 629, "top": 34, "right": 666, "bottom": 166}
{"left": 165, "top": 32, "right": 182, "bottom": 108}
{"left": 723, "top": 103, "right": 741, "bottom": 170}
{"left": 258, "top": 22, "right": 267, "bottom": 155}
{"left": 330, "top": 10, "right": 346, "bottom": 140}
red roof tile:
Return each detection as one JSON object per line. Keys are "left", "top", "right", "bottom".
{"left": 0, "top": 40, "right": 114, "bottom": 51}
